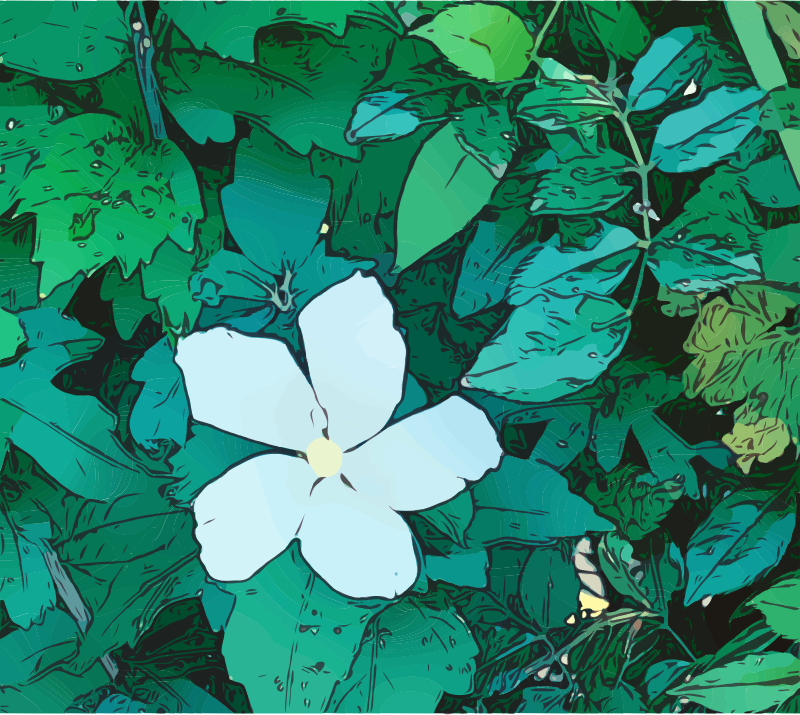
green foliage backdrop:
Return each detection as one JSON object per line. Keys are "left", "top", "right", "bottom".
{"left": 2, "top": 0, "right": 800, "bottom": 712}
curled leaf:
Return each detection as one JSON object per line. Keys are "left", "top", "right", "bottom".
{"left": 722, "top": 417, "right": 791, "bottom": 474}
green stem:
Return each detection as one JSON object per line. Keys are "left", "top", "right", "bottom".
{"left": 533, "top": 0, "right": 563, "bottom": 59}
{"left": 665, "top": 625, "right": 696, "bottom": 661}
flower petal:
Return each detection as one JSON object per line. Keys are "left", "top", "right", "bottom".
{"left": 299, "top": 477, "right": 418, "bottom": 599}
{"left": 194, "top": 454, "right": 316, "bottom": 582}
{"left": 345, "top": 396, "right": 502, "bottom": 511}
{"left": 299, "top": 273, "right": 406, "bottom": 450}
{"left": 176, "top": 328, "right": 325, "bottom": 450}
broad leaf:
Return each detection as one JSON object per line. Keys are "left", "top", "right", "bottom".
{"left": 684, "top": 489, "right": 796, "bottom": 606}
{"left": 645, "top": 660, "right": 691, "bottom": 701}
{"left": 761, "top": 2, "right": 800, "bottom": 59}
{"left": 417, "top": 490, "right": 475, "bottom": 548}
{"left": 346, "top": 92, "right": 422, "bottom": 144}
{"left": 329, "top": 588, "right": 478, "bottom": 711}
{"left": 425, "top": 547, "right": 488, "bottom": 589}
{"left": 669, "top": 652, "right": 800, "bottom": 712}
{"left": 582, "top": 1, "right": 651, "bottom": 60}
{"left": 598, "top": 532, "right": 684, "bottom": 612}
{"left": 747, "top": 573, "right": 800, "bottom": 641}
{"left": 395, "top": 107, "right": 514, "bottom": 270}
{"left": 740, "top": 153, "right": 800, "bottom": 208}
{"left": 0, "top": 309, "right": 25, "bottom": 361}
{"left": 160, "top": 1, "right": 403, "bottom": 63}
{"left": 220, "top": 544, "right": 387, "bottom": 713}
{"left": 517, "top": 79, "right": 616, "bottom": 131}
{"left": 518, "top": 542, "right": 580, "bottom": 628}
{"left": 99, "top": 265, "right": 158, "bottom": 341}
{"left": 130, "top": 337, "right": 189, "bottom": 450}
{"left": 0, "top": 2, "right": 130, "bottom": 80}
{"left": 516, "top": 688, "right": 568, "bottom": 713}
{"left": 528, "top": 151, "right": 635, "bottom": 215}
{"left": 469, "top": 456, "right": 612, "bottom": 547}
{"left": 651, "top": 86, "right": 765, "bottom": 172}
{"left": 409, "top": 4, "right": 533, "bottom": 82}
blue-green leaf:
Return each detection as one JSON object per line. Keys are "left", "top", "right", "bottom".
{"left": 645, "top": 660, "right": 691, "bottom": 700}
{"left": 685, "top": 489, "right": 796, "bottom": 606}
{"left": 740, "top": 153, "right": 800, "bottom": 208}
{"left": 346, "top": 92, "right": 421, "bottom": 143}
{"left": 651, "top": 86, "right": 765, "bottom": 172}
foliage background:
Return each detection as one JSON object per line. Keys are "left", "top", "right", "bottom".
{"left": 2, "top": 0, "right": 800, "bottom": 712}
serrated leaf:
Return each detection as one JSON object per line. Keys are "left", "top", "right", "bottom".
{"left": 629, "top": 27, "right": 711, "bottom": 112}
{"left": 583, "top": 1, "right": 651, "bottom": 60}
{"left": 330, "top": 588, "right": 478, "bottom": 711}
{"left": 747, "top": 573, "right": 800, "bottom": 641}
{"left": 598, "top": 532, "right": 684, "bottom": 612}
{"left": 684, "top": 489, "right": 796, "bottom": 606}
{"left": 0, "top": 2, "right": 130, "bottom": 80}
{"left": 160, "top": 1, "right": 403, "bottom": 63}
{"left": 395, "top": 114, "right": 510, "bottom": 270}
{"left": 528, "top": 152, "right": 635, "bottom": 215}
{"left": 410, "top": 4, "right": 533, "bottom": 82}
{"left": 469, "top": 456, "right": 612, "bottom": 547}
{"left": 669, "top": 652, "right": 800, "bottom": 712}
{"left": 220, "top": 543, "right": 387, "bottom": 713}
{"left": 651, "top": 86, "right": 765, "bottom": 172}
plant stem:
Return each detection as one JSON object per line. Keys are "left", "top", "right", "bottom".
{"left": 130, "top": 0, "right": 165, "bottom": 141}
{"left": 665, "top": 624, "right": 696, "bottom": 661}
{"left": 533, "top": 0, "right": 563, "bottom": 59}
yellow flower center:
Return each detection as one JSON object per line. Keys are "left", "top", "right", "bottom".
{"left": 306, "top": 437, "right": 343, "bottom": 478}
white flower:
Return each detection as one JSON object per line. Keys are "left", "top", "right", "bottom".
{"left": 176, "top": 272, "right": 502, "bottom": 599}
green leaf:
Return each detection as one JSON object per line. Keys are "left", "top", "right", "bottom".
{"left": 395, "top": 110, "right": 512, "bottom": 270}
{"left": 469, "top": 456, "right": 612, "bottom": 547}
{"left": 0, "top": 2, "right": 130, "bottom": 80}
{"left": 130, "top": 337, "right": 189, "bottom": 450}
{"left": 747, "top": 574, "right": 800, "bottom": 641}
{"left": 346, "top": 92, "right": 422, "bottom": 144}
{"left": 0, "top": 309, "right": 24, "bottom": 361}
{"left": 15, "top": 114, "right": 203, "bottom": 297}
{"left": 598, "top": 532, "right": 684, "bottom": 612}
{"left": 528, "top": 151, "right": 635, "bottom": 215}
{"left": 685, "top": 489, "right": 796, "bottom": 606}
{"left": 669, "top": 652, "right": 800, "bottom": 712}
{"left": 220, "top": 543, "right": 387, "bottom": 713}
{"left": 740, "top": 153, "right": 800, "bottom": 208}
{"left": 516, "top": 687, "right": 568, "bottom": 713}
{"left": 160, "top": 1, "right": 403, "bottom": 63}
{"left": 154, "top": 14, "right": 399, "bottom": 158}
{"left": 409, "top": 4, "right": 534, "bottom": 82}
{"left": 651, "top": 86, "right": 765, "bottom": 172}
{"left": 582, "top": 1, "right": 651, "bottom": 60}
{"left": 99, "top": 265, "right": 158, "bottom": 341}
{"left": 517, "top": 79, "right": 616, "bottom": 131}
{"left": 645, "top": 660, "right": 691, "bottom": 701}
{"left": 329, "top": 588, "right": 479, "bottom": 711}
{"left": 425, "top": 547, "right": 488, "bottom": 589}
{"left": 647, "top": 167, "right": 764, "bottom": 292}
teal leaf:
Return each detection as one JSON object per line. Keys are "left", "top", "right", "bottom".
{"left": 685, "top": 489, "right": 796, "bottom": 606}
{"left": 0, "top": 609, "right": 80, "bottom": 682}
{"left": 130, "top": 337, "right": 189, "bottom": 450}
{"left": 346, "top": 92, "right": 421, "bottom": 143}
{"left": 329, "top": 588, "right": 479, "bottom": 712}
{"left": 464, "top": 293, "right": 630, "bottom": 401}
{"left": 516, "top": 687, "right": 568, "bottom": 713}
{"left": 518, "top": 542, "right": 580, "bottom": 628}
{"left": 220, "top": 128, "right": 330, "bottom": 274}
{"left": 528, "top": 152, "right": 635, "bottom": 216}
{"left": 629, "top": 27, "right": 711, "bottom": 112}
{"left": 668, "top": 653, "right": 800, "bottom": 712}
{"left": 417, "top": 490, "right": 475, "bottom": 547}
{"left": 220, "top": 543, "right": 388, "bottom": 713}
{"left": 161, "top": 99, "right": 236, "bottom": 146}
{"left": 645, "top": 660, "right": 691, "bottom": 700}
{"left": 159, "top": 1, "right": 403, "bottom": 63}
{"left": 598, "top": 532, "right": 685, "bottom": 613}
{"left": 0, "top": 662, "right": 109, "bottom": 712}
{"left": 425, "top": 547, "right": 488, "bottom": 588}
{"left": 651, "top": 86, "right": 765, "bottom": 172}
{"left": 0, "top": 2, "right": 130, "bottom": 80}
{"left": 469, "top": 456, "right": 612, "bottom": 547}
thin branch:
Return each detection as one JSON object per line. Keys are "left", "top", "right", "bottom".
{"left": 130, "top": 1, "right": 165, "bottom": 141}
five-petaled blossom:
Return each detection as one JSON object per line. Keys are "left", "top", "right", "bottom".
{"left": 175, "top": 272, "right": 503, "bottom": 599}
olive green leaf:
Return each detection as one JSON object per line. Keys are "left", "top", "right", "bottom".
{"left": 759, "top": 2, "right": 800, "bottom": 60}
{"left": 409, "top": 3, "right": 534, "bottom": 82}
{"left": 682, "top": 284, "right": 800, "bottom": 442}
{"left": 582, "top": 1, "right": 651, "bottom": 60}
{"left": 723, "top": 417, "right": 791, "bottom": 474}
{"left": 669, "top": 652, "right": 800, "bottom": 712}
{"left": 160, "top": 1, "right": 403, "bottom": 63}
{"left": 685, "top": 489, "right": 796, "bottom": 606}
